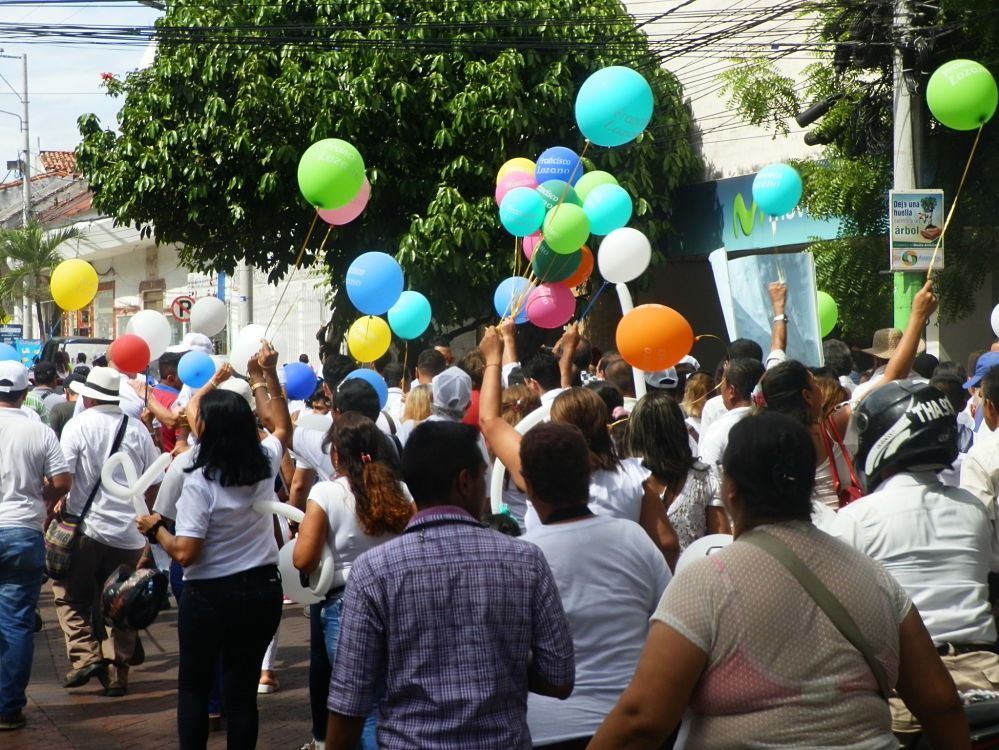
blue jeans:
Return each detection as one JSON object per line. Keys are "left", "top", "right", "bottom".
{"left": 0, "top": 528, "right": 44, "bottom": 716}
{"left": 321, "top": 590, "right": 378, "bottom": 750}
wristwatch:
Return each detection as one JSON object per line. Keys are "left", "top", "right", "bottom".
{"left": 145, "top": 519, "right": 168, "bottom": 543}
{"left": 773, "top": 314, "right": 789, "bottom": 323}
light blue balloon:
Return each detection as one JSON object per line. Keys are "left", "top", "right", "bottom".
{"left": 0, "top": 343, "right": 18, "bottom": 362}
{"left": 535, "top": 147, "right": 582, "bottom": 185}
{"left": 575, "top": 66, "right": 654, "bottom": 148}
{"left": 752, "top": 163, "right": 803, "bottom": 216}
{"left": 345, "top": 368, "right": 389, "bottom": 410}
{"left": 499, "top": 187, "right": 546, "bottom": 237}
{"left": 284, "top": 361, "right": 318, "bottom": 401}
{"left": 177, "top": 351, "right": 216, "bottom": 389}
{"left": 345, "top": 252, "right": 405, "bottom": 316}
{"left": 582, "top": 183, "right": 633, "bottom": 235}
{"left": 388, "top": 291, "right": 432, "bottom": 340}
{"left": 494, "top": 276, "right": 533, "bottom": 324}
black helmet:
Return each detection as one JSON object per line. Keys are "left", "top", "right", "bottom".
{"left": 101, "top": 565, "right": 168, "bottom": 631}
{"left": 853, "top": 381, "right": 958, "bottom": 492}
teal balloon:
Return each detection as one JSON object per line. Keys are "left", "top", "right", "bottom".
{"left": 583, "top": 184, "right": 633, "bottom": 235}
{"left": 388, "top": 291, "right": 432, "bottom": 340}
{"left": 536, "top": 180, "right": 581, "bottom": 211}
{"left": 574, "top": 170, "right": 618, "bottom": 202}
{"left": 499, "top": 187, "right": 546, "bottom": 237}
{"left": 532, "top": 243, "right": 582, "bottom": 283}
{"left": 575, "top": 66, "right": 654, "bottom": 147}
{"left": 0, "top": 343, "right": 18, "bottom": 362}
{"left": 752, "top": 163, "right": 802, "bottom": 217}
{"left": 927, "top": 59, "right": 999, "bottom": 131}
{"left": 542, "top": 204, "right": 590, "bottom": 255}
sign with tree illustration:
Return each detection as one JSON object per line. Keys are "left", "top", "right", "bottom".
{"left": 889, "top": 190, "right": 945, "bottom": 271}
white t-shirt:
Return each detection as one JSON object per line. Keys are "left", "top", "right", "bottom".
{"left": 698, "top": 405, "right": 751, "bottom": 475}
{"left": 385, "top": 387, "right": 405, "bottom": 423}
{"left": 698, "top": 395, "right": 727, "bottom": 438}
{"left": 61, "top": 404, "right": 162, "bottom": 550}
{"left": 174, "top": 435, "right": 283, "bottom": 580}
{"left": 293, "top": 422, "right": 334, "bottom": 481}
{"left": 72, "top": 379, "right": 145, "bottom": 420}
{"left": 540, "top": 388, "right": 566, "bottom": 406}
{"left": 307, "top": 477, "right": 399, "bottom": 588}
{"left": 524, "top": 515, "right": 670, "bottom": 744}
{"left": 0, "top": 408, "right": 69, "bottom": 531}
{"left": 153, "top": 449, "right": 195, "bottom": 521}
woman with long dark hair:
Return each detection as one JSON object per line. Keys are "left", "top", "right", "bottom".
{"left": 138, "top": 342, "right": 291, "bottom": 750}
{"left": 293, "top": 411, "right": 413, "bottom": 750}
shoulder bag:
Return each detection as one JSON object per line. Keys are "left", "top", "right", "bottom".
{"left": 819, "top": 419, "right": 864, "bottom": 508}
{"left": 45, "top": 415, "right": 129, "bottom": 580}
{"left": 740, "top": 529, "right": 891, "bottom": 701}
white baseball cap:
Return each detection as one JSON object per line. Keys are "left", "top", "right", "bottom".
{"left": 432, "top": 366, "right": 472, "bottom": 418}
{"left": 0, "top": 361, "right": 29, "bottom": 393}
{"left": 166, "top": 332, "right": 215, "bottom": 355}
{"left": 644, "top": 368, "right": 679, "bottom": 390}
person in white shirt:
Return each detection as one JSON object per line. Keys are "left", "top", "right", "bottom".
{"left": 292, "top": 412, "right": 414, "bottom": 750}
{"left": 839, "top": 380, "right": 999, "bottom": 736}
{"left": 522, "top": 422, "right": 670, "bottom": 747}
{"left": 52, "top": 366, "right": 162, "bottom": 697}
{"left": 698, "top": 357, "right": 765, "bottom": 478}
{"left": 961, "top": 366, "right": 999, "bottom": 516}
{"left": 137, "top": 343, "right": 291, "bottom": 749}
{"left": 0, "top": 362, "right": 71, "bottom": 731}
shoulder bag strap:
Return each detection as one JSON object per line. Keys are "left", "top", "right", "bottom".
{"left": 826, "top": 416, "right": 863, "bottom": 489}
{"left": 740, "top": 529, "right": 892, "bottom": 701}
{"left": 77, "top": 415, "right": 130, "bottom": 521}
{"left": 382, "top": 410, "right": 397, "bottom": 435}
{"left": 818, "top": 421, "right": 845, "bottom": 496}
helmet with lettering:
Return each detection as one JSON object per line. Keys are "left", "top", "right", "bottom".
{"left": 853, "top": 381, "right": 958, "bottom": 492}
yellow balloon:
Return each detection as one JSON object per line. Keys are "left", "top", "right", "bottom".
{"left": 50, "top": 259, "right": 98, "bottom": 311}
{"left": 496, "top": 157, "right": 536, "bottom": 184}
{"left": 347, "top": 316, "right": 391, "bottom": 363}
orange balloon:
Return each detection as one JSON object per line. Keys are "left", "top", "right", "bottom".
{"left": 561, "top": 246, "right": 594, "bottom": 289}
{"left": 616, "top": 304, "right": 693, "bottom": 371}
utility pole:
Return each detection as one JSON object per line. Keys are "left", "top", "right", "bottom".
{"left": 20, "top": 54, "right": 28, "bottom": 229}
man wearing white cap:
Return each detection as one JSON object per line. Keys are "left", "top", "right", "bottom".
{"left": 53, "top": 367, "right": 163, "bottom": 697}
{"left": 0, "top": 362, "right": 71, "bottom": 731}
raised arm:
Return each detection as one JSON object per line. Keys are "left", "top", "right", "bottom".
{"left": 555, "top": 323, "right": 580, "bottom": 388}
{"left": 185, "top": 363, "right": 234, "bottom": 438}
{"left": 479, "top": 326, "right": 527, "bottom": 491}
{"left": 768, "top": 281, "right": 788, "bottom": 365}
{"left": 883, "top": 280, "right": 938, "bottom": 384}
{"left": 250, "top": 341, "right": 293, "bottom": 450}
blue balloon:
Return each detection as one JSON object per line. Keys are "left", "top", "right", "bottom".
{"left": 284, "top": 362, "right": 318, "bottom": 401}
{"left": 346, "top": 252, "right": 405, "bottom": 316}
{"left": 388, "top": 291, "right": 432, "bottom": 340}
{"left": 345, "top": 368, "right": 388, "bottom": 410}
{"left": 535, "top": 146, "right": 582, "bottom": 185}
{"left": 494, "top": 276, "right": 533, "bottom": 324}
{"left": 0, "top": 343, "right": 18, "bottom": 362}
{"left": 499, "top": 187, "right": 546, "bottom": 237}
{"left": 575, "top": 66, "right": 654, "bottom": 148}
{"left": 583, "top": 183, "right": 633, "bottom": 235}
{"left": 177, "top": 351, "right": 217, "bottom": 389}
{"left": 752, "top": 163, "right": 803, "bottom": 216}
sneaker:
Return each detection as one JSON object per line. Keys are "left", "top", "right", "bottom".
{"left": 63, "top": 661, "right": 108, "bottom": 689}
{"left": 0, "top": 712, "right": 25, "bottom": 731}
{"left": 297, "top": 740, "right": 324, "bottom": 750}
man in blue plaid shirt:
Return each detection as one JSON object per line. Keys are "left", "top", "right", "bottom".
{"left": 326, "top": 421, "right": 574, "bottom": 750}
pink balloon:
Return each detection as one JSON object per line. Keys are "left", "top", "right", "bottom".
{"left": 525, "top": 283, "right": 576, "bottom": 329}
{"left": 318, "top": 178, "right": 371, "bottom": 225}
{"left": 495, "top": 171, "right": 538, "bottom": 206}
{"left": 523, "top": 232, "right": 542, "bottom": 261}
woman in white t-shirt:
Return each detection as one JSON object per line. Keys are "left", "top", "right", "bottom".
{"left": 293, "top": 411, "right": 413, "bottom": 750}
{"left": 138, "top": 344, "right": 291, "bottom": 750}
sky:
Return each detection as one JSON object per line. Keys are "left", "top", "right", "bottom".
{"left": 0, "top": 3, "right": 161, "bottom": 179}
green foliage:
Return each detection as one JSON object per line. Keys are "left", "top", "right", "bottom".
{"left": 718, "top": 59, "right": 801, "bottom": 136}
{"left": 76, "top": 0, "right": 698, "bottom": 332}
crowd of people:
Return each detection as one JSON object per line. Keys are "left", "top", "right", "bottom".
{"left": 1, "top": 276, "right": 998, "bottom": 748}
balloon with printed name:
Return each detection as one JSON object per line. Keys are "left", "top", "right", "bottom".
{"left": 752, "top": 163, "right": 802, "bottom": 217}
{"left": 496, "top": 157, "right": 536, "bottom": 184}
{"left": 532, "top": 243, "right": 582, "bottom": 283}
{"left": 597, "top": 227, "right": 651, "bottom": 283}
{"left": 495, "top": 171, "right": 538, "bottom": 206}
{"left": 583, "top": 183, "right": 633, "bottom": 235}
{"left": 535, "top": 146, "right": 582, "bottom": 185}
{"left": 347, "top": 316, "right": 391, "bottom": 363}
{"left": 575, "top": 66, "right": 655, "bottom": 147}
{"left": 494, "top": 276, "right": 534, "bottom": 324}
{"left": 50, "top": 258, "right": 98, "bottom": 311}
{"left": 345, "top": 368, "right": 389, "bottom": 410}
{"left": 499, "top": 187, "right": 547, "bottom": 237}
{"left": 817, "top": 291, "right": 839, "bottom": 338}
{"left": 177, "top": 351, "right": 217, "bottom": 389}
{"left": 318, "top": 177, "right": 370, "bottom": 225}
{"left": 542, "top": 204, "right": 590, "bottom": 255}
{"left": 536, "top": 180, "right": 582, "bottom": 212}
{"left": 573, "top": 170, "right": 619, "bottom": 202}
{"left": 525, "top": 284, "right": 576, "bottom": 329}
{"left": 927, "top": 59, "right": 999, "bottom": 131}
{"left": 297, "top": 138, "right": 366, "bottom": 209}
{"left": 388, "top": 291, "right": 432, "bottom": 340}
{"left": 345, "top": 252, "right": 405, "bottom": 316}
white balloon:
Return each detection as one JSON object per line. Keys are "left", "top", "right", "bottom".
{"left": 598, "top": 227, "right": 652, "bottom": 284}
{"left": 229, "top": 324, "right": 288, "bottom": 375}
{"left": 676, "top": 534, "right": 733, "bottom": 573}
{"left": 278, "top": 540, "right": 325, "bottom": 605}
{"left": 991, "top": 304, "right": 999, "bottom": 338}
{"left": 190, "top": 297, "right": 228, "bottom": 337}
{"left": 126, "top": 309, "right": 174, "bottom": 360}
{"left": 252, "top": 499, "right": 335, "bottom": 603}
{"left": 101, "top": 451, "right": 173, "bottom": 518}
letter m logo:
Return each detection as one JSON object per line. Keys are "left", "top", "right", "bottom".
{"left": 732, "top": 193, "right": 761, "bottom": 240}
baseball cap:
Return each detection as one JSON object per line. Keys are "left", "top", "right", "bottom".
{"left": 965, "top": 352, "right": 999, "bottom": 389}
{"left": 0, "top": 361, "right": 29, "bottom": 393}
{"left": 644, "top": 368, "right": 679, "bottom": 390}
{"left": 165, "top": 332, "right": 214, "bottom": 355}
{"left": 432, "top": 366, "right": 472, "bottom": 418}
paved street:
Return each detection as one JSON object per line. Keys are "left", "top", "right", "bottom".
{"left": 12, "top": 586, "right": 313, "bottom": 750}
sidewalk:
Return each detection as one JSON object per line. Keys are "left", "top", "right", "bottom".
{"left": 12, "top": 586, "right": 314, "bottom": 749}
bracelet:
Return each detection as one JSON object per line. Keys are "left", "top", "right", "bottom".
{"left": 484, "top": 363, "right": 501, "bottom": 370}
{"left": 269, "top": 395, "right": 287, "bottom": 401}
{"left": 145, "top": 519, "right": 167, "bottom": 543}
{"left": 251, "top": 382, "right": 268, "bottom": 391}
{"left": 772, "top": 314, "right": 789, "bottom": 323}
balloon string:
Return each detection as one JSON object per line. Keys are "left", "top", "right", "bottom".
{"left": 265, "top": 211, "right": 320, "bottom": 338}
{"left": 694, "top": 333, "right": 726, "bottom": 349}
{"left": 927, "top": 123, "right": 983, "bottom": 276}
{"left": 274, "top": 224, "right": 333, "bottom": 334}
{"left": 579, "top": 281, "right": 609, "bottom": 321}
{"left": 402, "top": 341, "right": 409, "bottom": 393}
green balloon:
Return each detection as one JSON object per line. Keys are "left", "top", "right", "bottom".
{"left": 817, "top": 291, "right": 838, "bottom": 338}
{"left": 532, "top": 243, "right": 582, "bottom": 282}
{"left": 574, "top": 170, "right": 619, "bottom": 202}
{"left": 297, "top": 138, "right": 366, "bottom": 209}
{"left": 926, "top": 59, "right": 999, "bottom": 131}
{"left": 543, "top": 203, "right": 590, "bottom": 255}
{"left": 536, "top": 180, "right": 582, "bottom": 211}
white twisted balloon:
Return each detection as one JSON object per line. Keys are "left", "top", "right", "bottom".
{"left": 101, "top": 452, "right": 174, "bottom": 518}
{"left": 253, "top": 500, "right": 336, "bottom": 602}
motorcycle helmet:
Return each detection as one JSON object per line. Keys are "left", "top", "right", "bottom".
{"left": 853, "top": 381, "right": 958, "bottom": 492}
{"left": 101, "top": 565, "right": 168, "bottom": 631}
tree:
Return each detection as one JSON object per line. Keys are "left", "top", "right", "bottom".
{"left": 76, "top": 0, "right": 698, "bottom": 334}
{"left": 0, "top": 220, "right": 83, "bottom": 340}
{"left": 718, "top": 0, "right": 999, "bottom": 343}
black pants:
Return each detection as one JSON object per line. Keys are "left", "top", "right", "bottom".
{"left": 309, "top": 601, "right": 332, "bottom": 742}
{"left": 177, "top": 565, "right": 282, "bottom": 750}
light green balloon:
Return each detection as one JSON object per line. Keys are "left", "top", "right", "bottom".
{"left": 574, "top": 170, "right": 619, "bottom": 202}
{"left": 926, "top": 59, "right": 998, "bottom": 131}
{"left": 817, "top": 291, "right": 838, "bottom": 338}
{"left": 297, "top": 138, "right": 366, "bottom": 209}
{"left": 543, "top": 203, "right": 590, "bottom": 255}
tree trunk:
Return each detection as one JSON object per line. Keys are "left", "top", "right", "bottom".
{"left": 34, "top": 298, "right": 46, "bottom": 342}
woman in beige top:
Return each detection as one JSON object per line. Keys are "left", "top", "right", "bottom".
{"left": 588, "top": 411, "right": 969, "bottom": 750}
